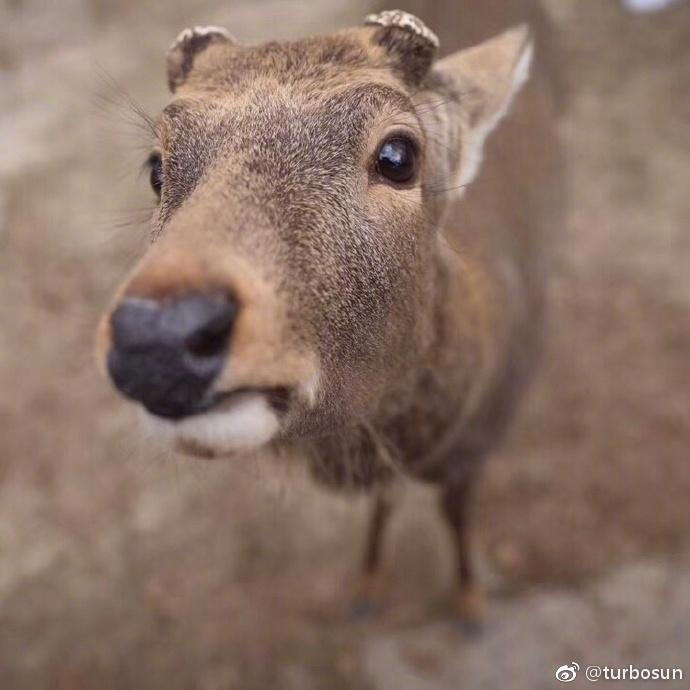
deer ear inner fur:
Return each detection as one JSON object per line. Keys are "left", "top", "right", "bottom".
{"left": 435, "top": 24, "right": 534, "bottom": 188}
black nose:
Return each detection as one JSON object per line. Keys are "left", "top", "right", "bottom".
{"left": 107, "top": 293, "right": 236, "bottom": 419}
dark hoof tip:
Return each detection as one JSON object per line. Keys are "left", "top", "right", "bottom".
{"left": 454, "top": 616, "right": 485, "bottom": 638}
{"left": 349, "top": 598, "right": 380, "bottom": 621}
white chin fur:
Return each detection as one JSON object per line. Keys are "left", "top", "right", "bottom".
{"left": 142, "top": 392, "right": 280, "bottom": 455}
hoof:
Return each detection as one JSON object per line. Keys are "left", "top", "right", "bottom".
{"left": 454, "top": 615, "right": 484, "bottom": 638}
{"left": 348, "top": 573, "right": 385, "bottom": 621}
{"left": 450, "top": 586, "right": 486, "bottom": 635}
{"left": 349, "top": 596, "right": 380, "bottom": 620}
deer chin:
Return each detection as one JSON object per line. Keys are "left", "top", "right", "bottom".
{"left": 142, "top": 390, "right": 281, "bottom": 458}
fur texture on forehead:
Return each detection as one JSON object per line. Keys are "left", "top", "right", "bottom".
{"left": 170, "top": 27, "right": 428, "bottom": 97}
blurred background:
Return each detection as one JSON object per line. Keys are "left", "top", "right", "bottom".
{"left": 1, "top": 0, "right": 689, "bottom": 688}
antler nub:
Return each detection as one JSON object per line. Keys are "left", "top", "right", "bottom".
{"left": 167, "top": 25, "right": 234, "bottom": 92}
{"left": 169, "top": 25, "right": 234, "bottom": 52}
{"left": 364, "top": 10, "right": 439, "bottom": 50}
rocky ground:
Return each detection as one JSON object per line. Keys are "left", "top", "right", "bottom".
{"left": 0, "top": 0, "right": 688, "bottom": 688}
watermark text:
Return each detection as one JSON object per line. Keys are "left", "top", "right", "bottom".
{"left": 555, "top": 662, "right": 684, "bottom": 683}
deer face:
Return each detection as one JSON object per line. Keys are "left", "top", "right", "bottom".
{"left": 96, "top": 13, "right": 533, "bottom": 457}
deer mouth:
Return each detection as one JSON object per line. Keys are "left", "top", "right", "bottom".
{"left": 141, "top": 385, "right": 291, "bottom": 421}
{"left": 142, "top": 387, "right": 292, "bottom": 457}
{"left": 215, "top": 385, "right": 291, "bottom": 415}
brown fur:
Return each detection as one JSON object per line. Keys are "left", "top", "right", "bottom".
{"left": 97, "top": 9, "right": 562, "bottom": 616}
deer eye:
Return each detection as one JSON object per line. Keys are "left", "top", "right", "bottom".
{"left": 148, "top": 152, "right": 163, "bottom": 199}
{"left": 376, "top": 136, "right": 417, "bottom": 184}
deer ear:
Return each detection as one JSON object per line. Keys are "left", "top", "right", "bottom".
{"left": 435, "top": 25, "right": 533, "bottom": 188}
{"left": 364, "top": 10, "right": 439, "bottom": 84}
{"left": 167, "top": 26, "right": 235, "bottom": 92}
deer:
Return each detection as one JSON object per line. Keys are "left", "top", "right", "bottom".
{"left": 96, "top": 9, "right": 562, "bottom": 624}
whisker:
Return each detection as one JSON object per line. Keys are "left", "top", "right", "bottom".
{"left": 92, "top": 64, "right": 159, "bottom": 141}
{"left": 424, "top": 181, "right": 469, "bottom": 196}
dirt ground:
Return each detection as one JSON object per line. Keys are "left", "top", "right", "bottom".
{"left": 0, "top": 1, "right": 689, "bottom": 688}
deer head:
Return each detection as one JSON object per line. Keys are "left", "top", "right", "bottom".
{"left": 96, "top": 12, "right": 533, "bottom": 458}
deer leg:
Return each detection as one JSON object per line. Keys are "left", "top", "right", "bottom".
{"left": 440, "top": 475, "right": 486, "bottom": 627}
{"left": 352, "top": 488, "right": 394, "bottom": 615}
{"left": 363, "top": 488, "right": 393, "bottom": 575}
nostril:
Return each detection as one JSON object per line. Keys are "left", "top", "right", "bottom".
{"left": 184, "top": 312, "right": 234, "bottom": 358}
